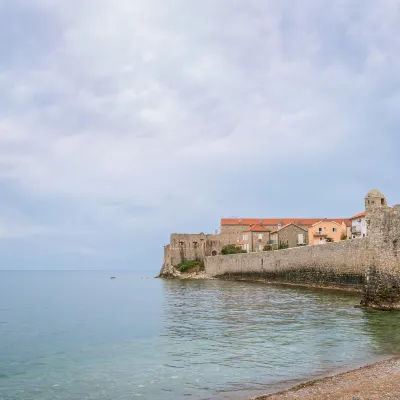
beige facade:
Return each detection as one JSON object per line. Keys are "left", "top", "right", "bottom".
{"left": 269, "top": 223, "right": 308, "bottom": 249}
{"left": 220, "top": 218, "right": 350, "bottom": 246}
{"left": 241, "top": 225, "right": 270, "bottom": 253}
{"left": 308, "top": 220, "right": 348, "bottom": 245}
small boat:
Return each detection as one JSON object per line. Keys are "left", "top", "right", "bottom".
{"left": 110, "top": 277, "right": 116, "bottom": 279}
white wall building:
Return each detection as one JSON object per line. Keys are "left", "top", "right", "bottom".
{"left": 350, "top": 212, "right": 367, "bottom": 239}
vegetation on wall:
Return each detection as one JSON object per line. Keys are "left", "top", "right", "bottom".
{"left": 326, "top": 237, "right": 334, "bottom": 243}
{"left": 175, "top": 260, "right": 203, "bottom": 272}
{"left": 221, "top": 244, "right": 247, "bottom": 255}
{"left": 341, "top": 233, "right": 348, "bottom": 241}
{"left": 278, "top": 241, "right": 289, "bottom": 250}
{"left": 263, "top": 244, "right": 274, "bottom": 251}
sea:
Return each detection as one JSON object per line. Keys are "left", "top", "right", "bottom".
{"left": 1, "top": 270, "right": 400, "bottom": 400}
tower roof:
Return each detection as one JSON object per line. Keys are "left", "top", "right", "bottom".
{"left": 366, "top": 189, "right": 385, "bottom": 198}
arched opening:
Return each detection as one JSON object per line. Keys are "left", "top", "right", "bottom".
{"left": 212, "top": 250, "right": 217, "bottom": 256}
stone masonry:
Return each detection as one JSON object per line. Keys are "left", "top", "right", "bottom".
{"left": 270, "top": 223, "right": 308, "bottom": 249}
{"left": 159, "top": 233, "right": 222, "bottom": 277}
{"left": 204, "top": 190, "right": 400, "bottom": 309}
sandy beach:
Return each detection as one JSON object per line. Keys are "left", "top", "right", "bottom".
{"left": 253, "top": 356, "right": 400, "bottom": 400}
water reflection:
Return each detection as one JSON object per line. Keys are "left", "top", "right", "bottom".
{"left": 361, "top": 309, "right": 400, "bottom": 355}
{"left": 161, "top": 280, "right": 400, "bottom": 399}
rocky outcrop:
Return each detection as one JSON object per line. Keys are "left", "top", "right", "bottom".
{"left": 157, "top": 261, "right": 180, "bottom": 279}
{"left": 156, "top": 261, "right": 211, "bottom": 280}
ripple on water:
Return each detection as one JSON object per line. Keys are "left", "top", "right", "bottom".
{"left": 1, "top": 273, "right": 400, "bottom": 400}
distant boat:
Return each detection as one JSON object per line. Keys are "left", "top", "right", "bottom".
{"left": 110, "top": 277, "right": 116, "bottom": 279}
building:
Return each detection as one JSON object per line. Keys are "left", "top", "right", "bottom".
{"left": 308, "top": 219, "right": 349, "bottom": 245}
{"left": 242, "top": 224, "right": 270, "bottom": 252}
{"left": 220, "top": 218, "right": 350, "bottom": 245}
{"left": 350, "top": 211, "right": 367, "bottom": 239}
{"left": 269, "top": 223, "right": 308, "bottom": 249}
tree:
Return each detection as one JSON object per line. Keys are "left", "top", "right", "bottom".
{"left": 221, "top": 244, "right": 247, "bottom": 255}
{"left": 278, "top": 241, "right": 289, "bottom": 249}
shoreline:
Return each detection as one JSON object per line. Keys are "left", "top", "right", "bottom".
{"left": 214, "top": 276, "right": 363, "bottom": 294}
{"left": 159, "top": 274, "right": 364, "bottom": 295}
{"left": 251, "top": 356, "right": 400, "bottom": 400}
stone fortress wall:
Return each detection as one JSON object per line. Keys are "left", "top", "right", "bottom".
{"left": 161, "top": 233, "right": 222, "bottom": 275}
{"left": 205, "top": 238, "right": 369, "bottom": 289}
{"left": 160, "top": 190, "right": 400, "bottom": 308}
{"left": 204, "top": 190, "right": 400, "bottom": 308}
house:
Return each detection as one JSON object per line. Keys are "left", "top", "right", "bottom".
{"left": 269, "top": 223, "right": 308, "bottom": 249}
{"left": 220, "top": 218, "right": 351, "bottom": 245}
{"left": 308, "top": 219, "right": 350, "bottom": 245}
{"left": 242, "top": 224, "right": 270, "bottom": 253}
{"left": 350, "top": 211, "right": 367, "bottom": 239}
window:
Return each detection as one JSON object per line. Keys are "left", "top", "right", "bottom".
{"left": 298, "top": 234, "right": 304, "bottom": 245}
{"left": 258, "top": 234, "right": 263, "bottom": 240}
{"left": 333, "top": 228, "right": 337, "bottom": 232}
{"left": 243, "top": 234, "right": 247, "bottom": 241}
{"left": 259, "top": 245, "right": 263, "bottom": 251}
{"left": 320, "top": 238, "right": 323, "bottom": 241}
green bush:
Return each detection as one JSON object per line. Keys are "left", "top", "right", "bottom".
{"left": 176, "top": 260, "right": 202, "bottom": 272}
{"left": 341, "top": 233, "right": 348, "bottom": 241}
{"left": 278, "top": 241, "right": 289, "bottom": 250}
{"left": 326, "top": 237, "right": 334, "bottom": 243}
{"left": 221, "top": 244, "right": 247, "bottom": 255}
{"left": 263, "top": 244, "right": 273, "bottom": 251}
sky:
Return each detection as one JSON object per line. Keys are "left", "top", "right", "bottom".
{"left": 0, "top": 0, "right": 399, "bottom": 270}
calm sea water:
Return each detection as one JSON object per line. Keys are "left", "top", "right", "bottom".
{"left": 1, "top": 271, "right": 400, "bottom": 400}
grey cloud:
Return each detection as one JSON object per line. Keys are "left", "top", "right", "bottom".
{"left": 0, "top": 0, "right": 400, "bottom": 268}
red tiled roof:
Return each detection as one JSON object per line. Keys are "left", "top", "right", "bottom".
{"left": 243, "top": 224, "right": 270, "bottom": 232}
{"left": 350, "top": 211, "right": 366, "bottom": 220}
{"left": 221, "top": 218, "right": 351, "bottom": 227}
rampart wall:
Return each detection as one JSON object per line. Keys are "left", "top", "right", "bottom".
{"left": 205, "top": 238, "right": 370, "bottom": 290}
{"left": 160, "top": 190, "right": 400, "bottom": 309}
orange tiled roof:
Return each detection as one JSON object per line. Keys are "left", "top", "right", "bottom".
{"left": 243, "top": 224, "right": 270, "bottom": 232}
{"left": 221, "top": 218, "right": 351, "bottom": 227}
{"left": 350, "top": 211, "right": 366, "bottom": 220}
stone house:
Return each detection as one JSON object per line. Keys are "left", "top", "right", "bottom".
{"left": 269, "top": 223, "right": 308, "bottom": 249}
{"left": 308, "top": 219, "right": 349, "bottom": 245}
{"left": 242, "top": 224, "right": 270, "bottom": 253}
{"left": 350, "top": 211, "right": 367, "bottom": 239}
{"left": 220, "top": 218, "right": 350, "bottom": 245}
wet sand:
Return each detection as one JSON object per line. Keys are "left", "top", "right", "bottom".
{"left": 253, "top": 356, "right": 400, "bottom": 400}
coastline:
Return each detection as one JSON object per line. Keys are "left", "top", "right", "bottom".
{"left": 251, "top": 356, "right": 400, "bottom": 400}
{"left": 214, "top": 275, "right": 363, "bottom": 294}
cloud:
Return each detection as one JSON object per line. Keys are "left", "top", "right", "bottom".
{"left": 0, "top": 0, "right": 400, "bottom": 268}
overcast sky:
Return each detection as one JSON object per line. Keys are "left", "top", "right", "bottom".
{"left": 0, "top": 0, "right": 399, "bottom": 270}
